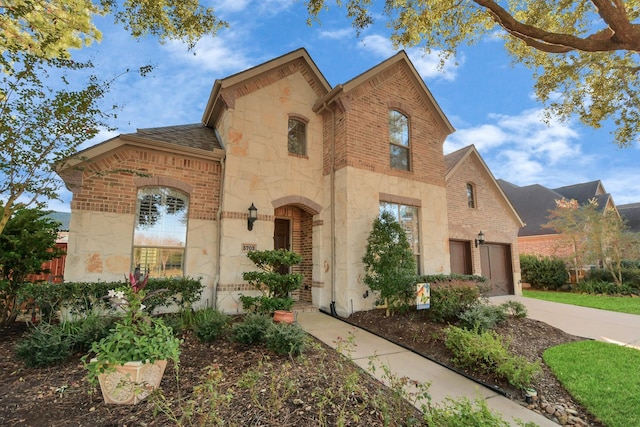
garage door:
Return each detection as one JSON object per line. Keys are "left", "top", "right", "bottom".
{"left": 479, "top": 243, "right": 514, "bottom": 296}
{"left": 449, "top": 240, "right": 472, "bottom": 275}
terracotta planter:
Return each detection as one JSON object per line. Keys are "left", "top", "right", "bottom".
{"left": 95, "top": 359, "right": 167, "bottom": 404}
{"left": 273, "top": 310, "right": 295, "bottom": 324}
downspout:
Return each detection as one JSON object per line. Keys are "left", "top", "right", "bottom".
{"left": 328, "top": 103, "right": 338, "bottom": 316}
{"left": 316, "top": 100, "right": 338, "bottom": 316}
{"left": 213, "top": 153, "right": 226, "bottom": 310}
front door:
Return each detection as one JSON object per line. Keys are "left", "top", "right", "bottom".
{"left": 274, "top": 219, "right": 291, "bottom": 275}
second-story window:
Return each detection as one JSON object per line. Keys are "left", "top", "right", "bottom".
{"left": 288, "top": 118, "right": 306, "bottom": 156}
{"left": 467, "top": 183, "right": 476, "bottom": 208}
{"left": 389, "top": 110, "right": 410, "bottom": 170}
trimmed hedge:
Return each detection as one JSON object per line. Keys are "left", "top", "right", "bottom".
{"left": 520, "top": 254, "right": 568, "bottom": 290}
{"left": 18, "top": 277, "right": 204, "bottom": 321}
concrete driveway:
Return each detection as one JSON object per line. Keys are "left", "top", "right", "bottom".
{"left": 490, "top": 295, "right": 640, "bottom": 349}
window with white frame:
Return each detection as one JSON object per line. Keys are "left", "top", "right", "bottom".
{"left": 379, "top": 201, "right": 420, "bottom": 272}
{"left": 389, "top": 110, "right": 410, "bottom": 170}
{"left": 288, "top": 117, "right": 307, "bottom": 156}
{"left": 133, "top": 187, "right": 189, "bottom": 277}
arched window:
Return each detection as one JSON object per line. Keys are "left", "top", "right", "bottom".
{"left": 389, "top": 110, "right": 410, "bottom": 170}
{"left": 466, "top": 183, "right": 476, "bottom": 208}
{"left": 133, "top": 187, "right": 189, "bottom": 277}
{"left": 288, "top": 117, "right": 306, "bottom": 156}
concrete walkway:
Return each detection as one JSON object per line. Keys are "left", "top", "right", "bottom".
{"left": 489, "top": 295, "right": 640, "bottom": 348}
{"left": 297, "top": 311, "right": 558, "bottom": 427}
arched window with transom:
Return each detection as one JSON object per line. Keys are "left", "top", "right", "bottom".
{"left": 132, "top": 187, "right": 189, "bottom": 277}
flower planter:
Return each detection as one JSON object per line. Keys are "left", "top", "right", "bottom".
{"left": 273, "top": 310, "right": 295, "bottom": 324}
{"left": 95, "top": 359, "right": 167, "bottom": 404}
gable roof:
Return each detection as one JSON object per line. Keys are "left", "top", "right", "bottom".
{"left": 498, "top": 180, "right": 564, "bottom": 236}
{"left": 202, "top": 48, "right": 331, "bottom": 127}
{"left": 445, "top": 145, "right": 523, "bottom": 226}
{"left": 313, "top": 51, "right": 454, "bottom": 135}
{"left": 47, "top": 211, "right": 71, "bottom": 231}
{"left": 618, "top": 203, "right": 640, "bottom": 232}
{"left": 498, "top": 179, "right": 617, "bottom": 237}
{"left": 553, "top": 180, "right": 606, "bottom": 204}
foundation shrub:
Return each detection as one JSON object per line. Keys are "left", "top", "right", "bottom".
{"left": 264, "top": 322, "right": 308, "bottom": 356}
{"left": 457, "top": 304, "right": 507, "bottom": 333}
{"left": 14, "top": 323, "right": 73, "bottom": 367}
{"left": 443, "top": 325, "right": 540, "bottom": 389}
{"left": 425, "top": 281, "right": 482, "bottom": 322}
{"left": 231, "top": 313, "right": 273, "bottom": 345}
{"left": 192, "top": 308, "right": 230, "bottom": 343}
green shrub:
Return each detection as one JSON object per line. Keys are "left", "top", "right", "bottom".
{"left": 499, "top": 300, "right": 528, "bottom": 318}
{"left": 231, "top": 313, "right": 273, "bottom": 345}
{"left": 423, "top": 395, "right": 512, "bottom": 426}
{"left": 192, "top": 308, "right": 230, "bottom": 342}
{"left": 265, "top": 322, "right": 308, "bottom": 356}
{"left": 457, "top": 304, "right": 506, "bottom": 333}
{"left": 443, "top": 326, "right": 540, "bottom": 389}
{"left": 18, "top": 277, "right": 205, "bottom": 321}
{"left": 14, "top": 323, "right": 73, "bottom": 367}
{"left": 428, "top": 283, "right": 482, "bottom": 322}
{"left": 239, "top": 295, "right": 294, "bottom": 315}
{"left": 585, "top": 268, "right": 640, "bottom": 292}
{"left": 63, "top": 315, "right": 116, "bottom": 352}
{"left": 520, "top": 254, "right": 568, "bottom": 290}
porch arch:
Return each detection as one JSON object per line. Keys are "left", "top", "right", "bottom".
{"left": 271, "top": 195, "right": 321, "bottom": 215}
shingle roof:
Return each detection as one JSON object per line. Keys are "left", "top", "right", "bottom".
{"left": 553, "top": 180, "right": 603, "bottom": 204}
{"left": 126, "top": 124, "right": 222, "bottom": 151}
{"left": 618, "top": 203, "right": 640, "bottom": 232}
{"left": 498, "top": 179, "right": 616, "bottom": 237}
{"left": 497, "top": 180, "right": 564, "bottom": 236}
{"left": 444, "top": 145, "right": 473, "bottom": 175}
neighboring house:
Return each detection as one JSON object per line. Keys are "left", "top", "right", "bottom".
{"left": 498, "top": 179, "right": 618, "bottom": 260}
{"left": 28, "top": 212, "right": 70, "bottom": 283}
{"left": 56, "top": 48, "right": 520, "bottom": 316}
{"left": 618, "top": 203, "right": 640, "bottom": 233}
{"left": 445, "top": 145, "right": 524, "bottom": 295}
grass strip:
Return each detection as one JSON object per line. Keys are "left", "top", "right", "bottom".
{"left": 523, "top": 290, "right": 640, "bottom": 315}
{"left": 543, "top": 340, "right": 640, "bottom": 427}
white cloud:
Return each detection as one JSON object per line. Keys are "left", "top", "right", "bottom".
{"left": 446, "top": 108, "right": 587, "bottom": 188}
{"left": 163, "top": 33, "right": 253, "bottom": 75}
{"left": 319, "top": 28, "right": 353, "bottom": 40}
{"left": 214, "top": 0, "right": 294, "bottom": 15}
{"left": 359, "top": 34, "right": 458, "bottom": 81}
{"left": 444, "top": 124, "right": 508, "bottom": 153}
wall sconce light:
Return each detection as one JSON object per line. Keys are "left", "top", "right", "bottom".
{"left": 248, "top": 203, "right": 258, "bottom": 231}
{"left": 475, "top": 231, "right": 485, "bottom": 248}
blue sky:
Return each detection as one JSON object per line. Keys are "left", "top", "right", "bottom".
{"left": 49, "top": 0, "right": 640, "bottom": 211}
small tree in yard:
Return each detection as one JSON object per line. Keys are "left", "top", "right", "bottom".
{"left": 0, "top": 206, "right": 64, "bottom": 326}
{"left": 363, "top": 211, "right": 417, "bottom": 317}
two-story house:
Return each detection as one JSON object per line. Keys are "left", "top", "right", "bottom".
{"left": 57, "top": 48, "right": 522, "bottom": 316}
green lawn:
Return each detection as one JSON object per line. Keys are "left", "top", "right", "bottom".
{"left": 544, "top": 341, "right": 640, "bottom": 427}
{"left": 523, "top": 290, "right": 640, "bottom": 315}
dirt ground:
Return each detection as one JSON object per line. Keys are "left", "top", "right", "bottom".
{"left": 0, "top": 310, "right": 604, "bottom": 426}
{"left": 346, "top": 308, "right": 605, "bottom": 426}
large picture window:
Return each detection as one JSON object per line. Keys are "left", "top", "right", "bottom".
{"left": 389, "top": 110, "right": 410, "bottom": 170}
{"left": 133, "top": 187, "right": 189, "bottom": 277}
{"left": 379, "top": 201, "right": 420, "bottom": 272}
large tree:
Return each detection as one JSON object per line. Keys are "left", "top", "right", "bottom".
{"left": 0, "top": 0, "right": 227, "bottom": 62}
{"left": 0, "top": 50, "right": 143, "bottom": 234}
{"left": 307, "top": 0, "right": 640, "bottom": 147}
{"left": 544, "top": 197, "right": 640, "bottom": 286}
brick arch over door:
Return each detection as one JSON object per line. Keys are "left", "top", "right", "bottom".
{"left": 273, "top": 204, "right": 314, "bottom": 303}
